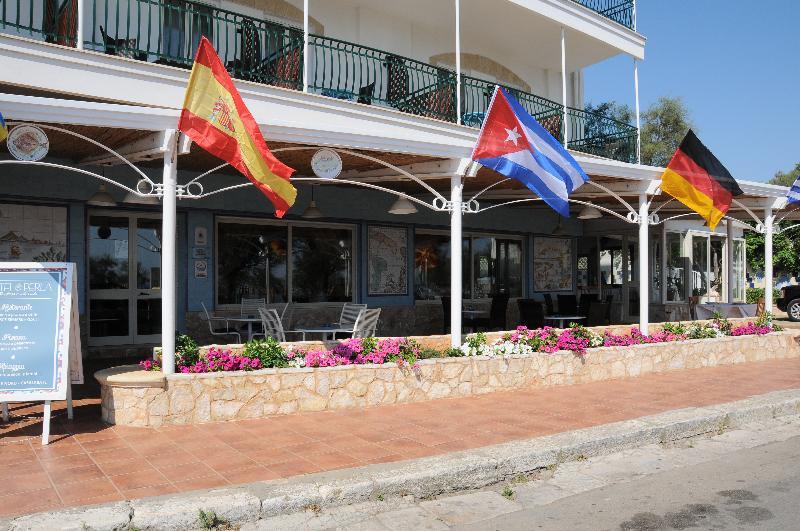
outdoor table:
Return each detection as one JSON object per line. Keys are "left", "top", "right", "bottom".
{"left": 544, "top": 315, "right": 586, "bottom": 328}
{"left": 225, "top": 317, "right": 262, "bottom": 341}
{"left": 293, "top": 324, "right": 353, "bottom": 341}
{"left": 697, "top": 303, "right": 757, "bottom": 319}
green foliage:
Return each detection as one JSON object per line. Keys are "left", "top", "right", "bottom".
{"left": 711, "top": 312, "right": 732, "bottom": 335}
{"left": 243, "top": 337, "right": 289, "bottom": 368}
{"left": 640, "top": 97, "right": 694, "bottom": 167}
{"left": 661, "top": 322, "right": 687, "bottom": 335}
{"left": 175, "top": 332, "right": 200, "bottom": 367}
{"left": 501, "top": 486, "right": 515, "bottom": 500}
{"left": 768, "top": 162, "right": 800, "bottom": 187}
{"left": 445, "top": 347, "right": 466, "bottom": 357}
{"left": 197, "top": 509, "right": 226, "bottom": 530}
{"left": 745, "top": 287, "right": 781, "bottom": 304}
{"left": 466, "top": 332, "right": 488, "bottom": 349}
{"left": 584, "top": 96, "right": 693, "bottom": 167}
{"left": 745, "top": 221, "right": 800, "bottom": 275}
{"left": 686, "top": 323, "right": 719, "bottom": 339}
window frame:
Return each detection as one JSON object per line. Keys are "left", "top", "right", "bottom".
{"left": 214, "top": 215, "right": 358, "bottom": 309}
{"left": 414, "top": 229, "right": 525, "bottom": 301}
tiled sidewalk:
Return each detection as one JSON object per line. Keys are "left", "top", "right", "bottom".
{"left": 1, "top": 357, "right": 799, "bottom": 518}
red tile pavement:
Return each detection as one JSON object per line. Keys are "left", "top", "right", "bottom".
{"left": 1, "top": 357, "right": 799, "bottom": 518}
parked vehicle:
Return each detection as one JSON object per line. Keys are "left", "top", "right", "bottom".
{"left": 777, "top": 286, "right": 800, "bottom": 321}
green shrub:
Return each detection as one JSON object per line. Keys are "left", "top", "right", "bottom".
{"left": 661, "top": 322, "right": 687, "bottom": 335}
{"left": 243, "top": 337, "right": 290, "bottom": 368}
{"left": 446, "top": 347, "right": 465, "bottom": 357}
{"left": 175, "top": 332, "right": 200, "bottom": 367}
{"left": 746, "top": 287, "right": 781, "bottom": 304}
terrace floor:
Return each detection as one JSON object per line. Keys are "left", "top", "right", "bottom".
{"left": 1, "top": 357, "right": 799, "bottom": 518}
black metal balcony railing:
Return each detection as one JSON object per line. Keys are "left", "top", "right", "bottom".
{"left": 571, "top": 0, "right": 635, "bottom": 29}
{"left": 0, "top": 0, "right": 638, "bottom": 163}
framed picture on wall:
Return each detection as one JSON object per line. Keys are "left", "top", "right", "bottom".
{"left": 533, "top": 236, "right": 574, "bottom": 292}
{"left": 367, "top": 225, "right": 408, "bottom": 296}
{"left": 0, "top": 203, "right": 68, "bottom": 262}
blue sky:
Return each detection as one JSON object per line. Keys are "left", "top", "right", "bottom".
{"left": 583, "top": 1, "right": 799, "bottom": 183}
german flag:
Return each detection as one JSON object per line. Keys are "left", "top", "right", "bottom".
{"left": 660, "top": 130, "right": 742, "bottom": 230}
{"left": 178, "top": 37, "right": 296, "bottom": 217}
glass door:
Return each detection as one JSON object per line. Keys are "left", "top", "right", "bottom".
{"left": 89, "top": 213, "right": 162, "bottom": 346}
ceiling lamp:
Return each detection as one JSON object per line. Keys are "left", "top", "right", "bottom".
{"left": 87, "top": 184, "right": 117, "bottom": 207}
{"left": 388, "top": 196, "right": 418, "bottom": 215}
{"left": 124, "top": 179, "right": 160, "bottom": 205}
{"left": 301, "top": 186, "right": 324, "bottom": 219}
{"left": 577, "top": 205, "right": 602, "bottom": 220}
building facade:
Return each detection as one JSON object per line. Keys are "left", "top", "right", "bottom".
{"left": 0, "top": 0, "right": 787, "bottom": 360}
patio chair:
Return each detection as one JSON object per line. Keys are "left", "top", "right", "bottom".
{"left": 441, "top": 295, "right": 451, "bottom": 334}
{"left": 557, "top": 294, "right": 578, "bottom": 315}
{"left": 464, "top": 293, "right": 510, "bottom": 332}
{"left": 200, "top": 302, "right": 241, "bottom": 343}
{"left": 240, "top": 297, "right": 266, "bottom": 317}
{"left": 517, "top": 299, "right": 545, "bottom": 329}
{"left": 543, "top": 293, "right": 555, "bottom": 315}
{"left": 351, "top": 308, "right": 381, "bottom": 338}
{"left": 587, "top": 302, "right": 610, "bottom": 326}
{"left": 578, "top": 293, "right": 598, "bottom": 317}
{"left": 357, "top": 82, "right": 375, "bottom": 105}
{"left": 257, "top": 308, "right": 286, "bottom": 342}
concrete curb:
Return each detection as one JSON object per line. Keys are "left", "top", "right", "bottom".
{"left": 5, "top": 388, "right": 800, "bottom": 530}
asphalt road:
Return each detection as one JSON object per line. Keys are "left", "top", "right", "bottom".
{"left": 459, "top": 436, "right": 800, "bottom": 531}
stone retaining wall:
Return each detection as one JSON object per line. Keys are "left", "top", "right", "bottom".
{"left": 99, "top": 329, "right": 800, "bottom": 427}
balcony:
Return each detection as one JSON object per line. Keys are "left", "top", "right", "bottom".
{"left": 571, "top": 0, "right": 635, "bottom": 29}
{"left": 0, "top": 0, "right": 637, "bottom": 163}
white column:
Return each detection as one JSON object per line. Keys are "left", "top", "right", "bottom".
{"left": 560, "top": 27, "right": 568, "bottom": 148}
{"left": 303, "top": 0, "right": 309, "bottom": 93}
{"left": 726, "top": 219, "right": 735, "bottom": 303}
{"left": 76, "top": 0, "right": 84, "bottom": 50}
{"left": 764, "top": 207, "right": 774, "bottom": 312}
{"left": 161, "top": 130, "right": 178, "bottom": 374}
{"left": 638, "top": 193, "right": 649, "bottom": 334}
{"left": 455, "top": 0, "right": 462, "bottom": 124}
{"left": 450, "top": 174, "right": 463, "bottom": 348}
{"left": 633, "top": 59, "right": 641, "bottom": 164}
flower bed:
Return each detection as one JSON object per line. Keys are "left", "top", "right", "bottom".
{"left": 141, "top": 315, "right": 780, "bottom": 375}
{"left": 99, "top": 320, "right": 800, "bottom": 427}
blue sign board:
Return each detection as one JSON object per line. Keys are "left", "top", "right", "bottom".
{"left": 0, "top": 263, "right": 74, "bottom": 401}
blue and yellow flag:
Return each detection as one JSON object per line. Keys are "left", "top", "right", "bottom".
{"left": 0, "top": 112, "right": 7, "bottom": 143}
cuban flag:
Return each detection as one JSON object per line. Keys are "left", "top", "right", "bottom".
{"left": 471, "top": 87, "right": 589, "bottom": 217}
{"left": 787, "top": 175, "right": 800, "bottom": 206}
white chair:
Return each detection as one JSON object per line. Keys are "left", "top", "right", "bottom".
{"left": 257, "top": 308, "right": 286, "bottom": 342}
{"left": 240, "top": 297, "right": 266, "bottom": 317}
{"left": 201, "top": 302, "right": 241, "bottom": 343}
{"left": 333, "top": 303, "right": 366, "bottom": 338}
{"left": 351, "top": 308, "right": 381, "bottom": 338}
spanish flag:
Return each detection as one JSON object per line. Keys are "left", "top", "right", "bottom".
{"left": 660, "top": 130, "right": 742, "bottom": 230}
{"left": 178, "top": 37, "right": 296, "bottom": 217}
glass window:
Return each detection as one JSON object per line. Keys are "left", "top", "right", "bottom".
{"left": 217, "top": 222, "right": 288, "bottom": 305}
{"left": 666, "top": 232, "right": 686, "bottom": 302}
{"left": 692, "top": 235, "right": 709, "bottom": 300}
{"left": 733, "top": 239, "right": 746, "bottom": 302}
{"left": 414, "top": 233, "right": 451, "bottom": 300}
{"left": 414, "top": 232, "right": 523, "bottom": 300}
{"left": 709, "top": 238, "right": 725, "bottom": 302}
{"left": 89, "top": 216, "right": 129, "bottom": 290}
{"left": 292, "top": 226, "right": 353, "bottom": 303}
{"left": 136, "top": 218, "right": 162, "bottom": 290}
{"left": 651, "top": 235, "right": 662, "bottom": 303}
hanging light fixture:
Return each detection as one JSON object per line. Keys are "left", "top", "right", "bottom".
{"left": 388, "top": 196, "right": 418, "bottom": 215}
{"left": 577, "top": 205, "right": 602, "bottom": 220}
{"left": 87, "top": 184, "right": 117, "bottom": 207}
{"left": 301, "top": 185, "right": 324, "bottom": 219}
{"left": 123, "top": 179, "right": 160, "bottom": 205}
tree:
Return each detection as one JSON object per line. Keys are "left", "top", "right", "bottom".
{"left": 768, "top": 162, "right": 800, "bottom": 187}
{"left": 584, "top": 96, "right": 694, "bottom": 167}
{"left": 640, "top": 97, "right": 693, "bottom": 167}
{"left": 745, "top": 162, "right": 800, "bottom": 276}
